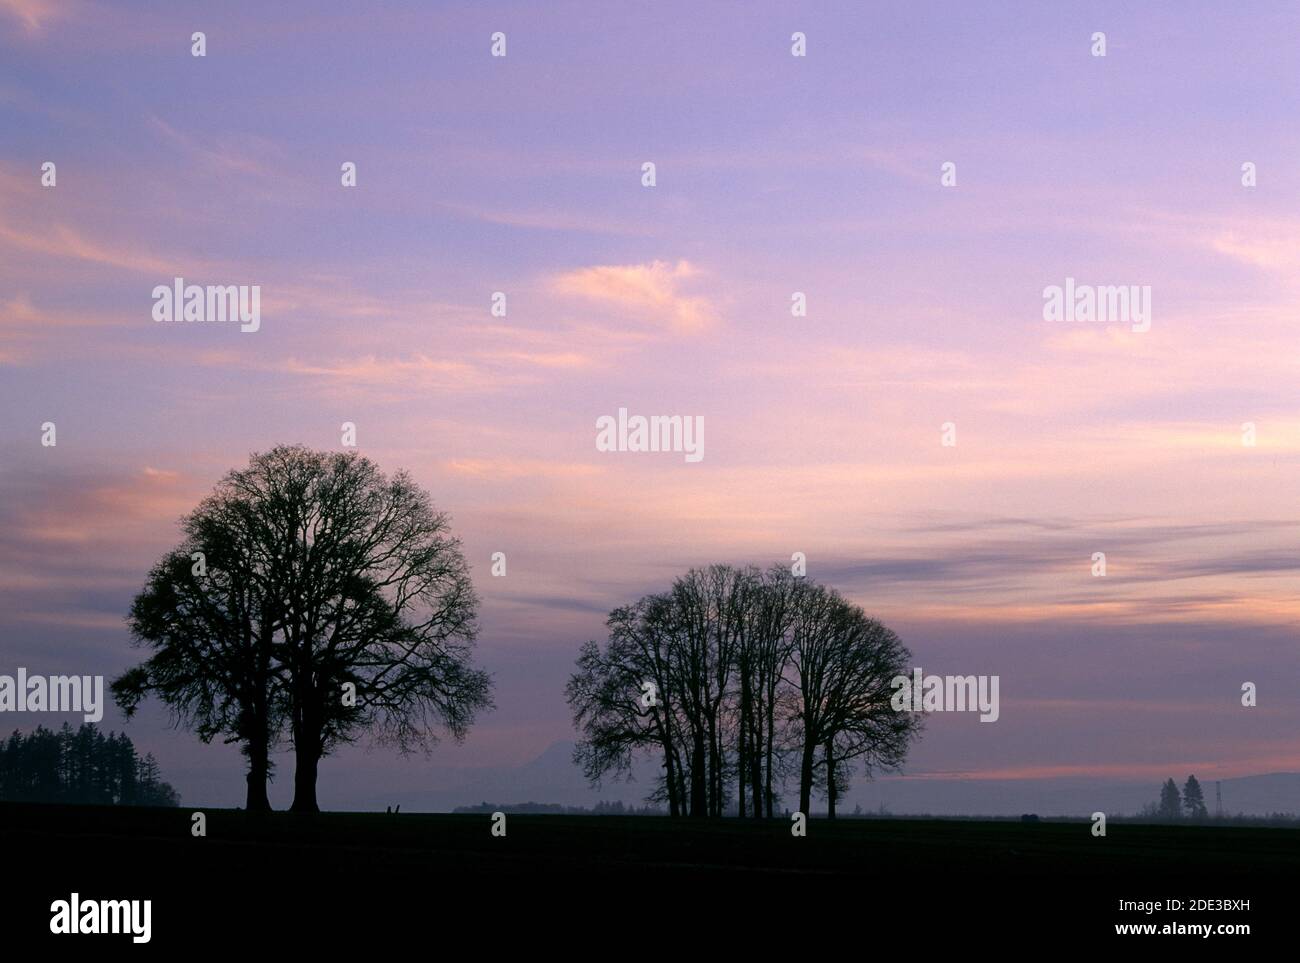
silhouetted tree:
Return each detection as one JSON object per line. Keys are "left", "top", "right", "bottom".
{"left": 245, "top": 447, "right": 491, "bottom": 812}
{"left": 568, "top": 566, "right": 920, "bottom": 818}
{"left": 785, "top": 581, "right": 919, "bottom": 817}
{"left": 113, "top": 481, "right": 289, "bottom": 811}
{"left": 1159, "top": 778, "right": 1182, "bottom": 819}
{"left": 1183, "top": 775, "right": 1207, "bottom": 820}
{"left": 570, "top": 566, "right": 760, "bottom": 818}
{"left": 668, "top": 565, "right": 749, "bottom": 817}
{"left": 115, "top": 445, "right": 493, "bottom": 813}
{"left": 568, "top": 594, "right": 690, "bottom": 815}
{"left": 736, "top": 567, "right": 796, "bottom": 817}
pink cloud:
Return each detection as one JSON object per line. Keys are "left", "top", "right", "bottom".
{"left": 552, "top": 259, "right": 717, "bottom": 333}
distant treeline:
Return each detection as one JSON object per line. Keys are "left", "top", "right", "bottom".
{"left": 0, "top": 724, "right": 180, "bottom": 806}
{"left": 453, "top": 800, "right": 666, "bottom": 816}
{"left": 1117, "top": 811, "right": 1298, "bottom": 827}
{"left": 1136, "top": 775, "right": 1226, "bottom": 822}
{"left": 838, "top": 811, "right": 1300, "bottom": 826}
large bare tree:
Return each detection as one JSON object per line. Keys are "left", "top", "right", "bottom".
{"left": 114, "top": 445, "right": 493, "bottom": 812}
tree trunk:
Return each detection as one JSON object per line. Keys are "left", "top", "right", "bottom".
{"left": 736, "top": 702, "right": 747, "bottom": 819}
{"left": 798, "top": 738, "right": 816, "bottom": 816}
{"left": 244, "top": 620, "right": 274, "bottom": 813}
{"left": 657, "top": 709, "right": 680, "bottom": 819}
{"left": 667, "top": 735, "right": 687, "bottom": 817}
{"left": 243, "top": 684, "right": 272, "bottom": 812}
{"left": 825, "top": 739, "right": 836, "bottom": 819}
{"left": 290, "top": 743, "right": 320, "bottom": 813}
{"left": 672, "top": 750, "right": 687, "bottom": 816}
{"left": 244, "top": 737, "right": 271, "bottom": 812}
{"left": 748, "top": 703, "right": 762, "bottom": 818}
{"left": 765, "top": 699, "right": 776, "bottom": 819}
{"left": 691, "top": 731, "right": 706, "bottom": 817}
{"left": 290, "top": 688, "right": 321, "bottom": 813}
{"left": 737, "top": 673, "right": 752, "bottom": 819}
{"left": 712, "top": 712, "right": 722, "bottom": 816}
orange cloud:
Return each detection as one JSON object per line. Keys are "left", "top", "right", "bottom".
{"left": 481, "top": 349, "right": 592, "bottom": 369}
{"left": 552, "top": 259, "right": 716, "bottom": 332}
{"left": 444, "top": 457, "right": 602, "bottom": 480}
{"left": 276, "top": 354, "right": 486, "bottom": 392}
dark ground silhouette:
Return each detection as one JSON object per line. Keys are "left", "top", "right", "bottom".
{"left": 5, "top": 801, "right": 1283, "bottom": 947}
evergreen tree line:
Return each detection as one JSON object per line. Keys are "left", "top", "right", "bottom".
{"left": 0, "top": 724, "right": 180, "bottom": 806}
{"left": 1139, "top": 774, "right": 1210, "bottom": 821}
{"left": 566, "top": 565, "right": 921, "bottom": 818}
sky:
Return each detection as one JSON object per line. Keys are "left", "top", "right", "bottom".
{"left": 2, "top": 0, "right": 1299, "bottom": 812}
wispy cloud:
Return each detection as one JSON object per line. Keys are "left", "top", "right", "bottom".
{"left": 146, "top": 114, "right": 286, "bottom": 183}
{"left": 552, "top": 259, "right": 717, "bottom": 333}
{"left": 0, "top": 221, "right": 183, "bottom": 275}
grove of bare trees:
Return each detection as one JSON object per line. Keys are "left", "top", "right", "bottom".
{"left": 566, "top": 565, "right": 921, "bottom": 818}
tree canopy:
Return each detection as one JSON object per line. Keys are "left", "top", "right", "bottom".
{"left": 567, "top": 564, "right": 921, "bottom": 817}
{"left": 113, "top": 445, "right": 493, "bottom": 812}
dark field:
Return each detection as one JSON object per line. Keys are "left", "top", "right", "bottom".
{"left": 5, "top": 802, "right": 1289, "bottom": 946}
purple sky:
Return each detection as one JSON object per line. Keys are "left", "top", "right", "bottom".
{"left": 3, "top": 0, "right": 1299, "bottom": 810}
